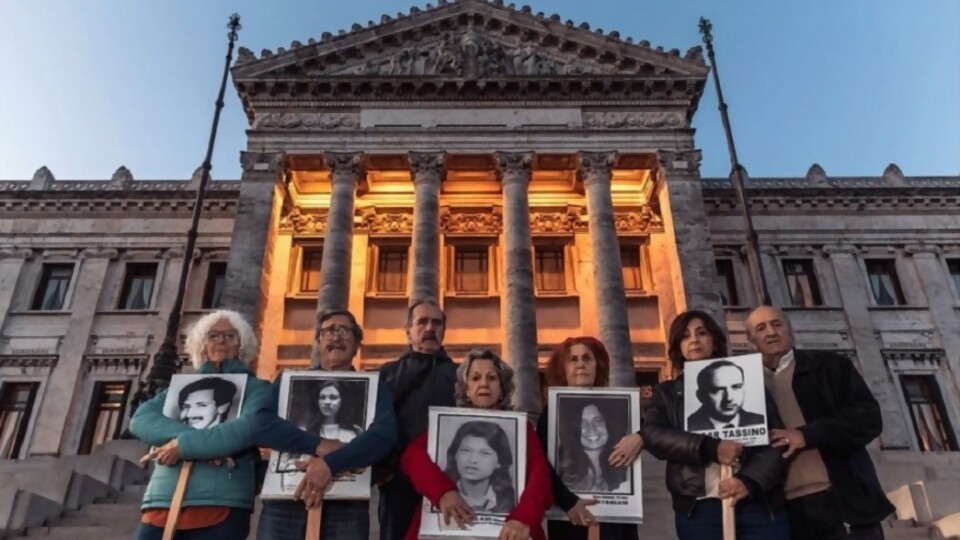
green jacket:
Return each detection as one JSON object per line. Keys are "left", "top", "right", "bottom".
{"left": 130, "top": 359, "right": 270, "bottom": 511}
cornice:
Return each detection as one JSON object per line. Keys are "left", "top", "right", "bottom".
{"left": 0, "top": 196, "right": 239, "bottom": 217}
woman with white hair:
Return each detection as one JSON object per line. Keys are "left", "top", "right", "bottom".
{"left": 130, "top": 309, "right": 271, "bottom": 540}
{"left": 399, "top": 349, "right": 553, "bottom": 540}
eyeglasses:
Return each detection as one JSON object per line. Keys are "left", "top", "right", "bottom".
{"left": 206, "top": 331, "right": 239, "bottom": 343}
{"left": 319, "top": 325, "right": 352, "bottom": 339}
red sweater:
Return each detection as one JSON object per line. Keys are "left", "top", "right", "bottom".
{"left": 400, "top": 420, "right": 553, "bottom": 540}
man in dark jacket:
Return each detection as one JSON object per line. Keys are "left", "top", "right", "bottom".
{"left": 747, "top": 306, "right": 894, "bottom": 540}
{"left": 377, "top": 299, "right": 458, "bottom": 540}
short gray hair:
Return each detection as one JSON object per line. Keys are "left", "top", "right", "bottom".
{"left": 316, "top": 310, "right": 363, "bottom": 344}
{"left": 184, "top": 310, "right": 258, "bottom": 369}
{"left": 406, "top": 299, "right": 447, "bottom": 329}
{"left": 455, "top": 349, "right": 515, "bottom": 410}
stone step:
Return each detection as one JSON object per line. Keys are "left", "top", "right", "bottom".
{"left": 57, "top": 504, "right": 141, "bottom": 527}
{"left": 884, "top": 518, "right": 934, "bottom": 540}
{"left": 23, "top": 522, "right": 140, "bottom": 539}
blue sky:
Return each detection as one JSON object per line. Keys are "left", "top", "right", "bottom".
{"left": 1, "top": 0, "right": 957, "bottom": 180}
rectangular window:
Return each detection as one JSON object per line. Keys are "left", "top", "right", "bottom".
{"left": 31, "top": 263, "right": 74, "bottom": 311}
{"left": 78, "top": 381, "right": 130, "bottom": 455}
{"left": 454, "top": 247, "right": 489, "bottom": 293}
{"left": 865, "top": 260, "right": 906, "bottom": 306}
{"left": 535, "top": 247, "right": 565, "bottom": 292}
{"left": 0, "top": 383, "right": 39, "bottom": 460}
{"left": 621, "top": 247, "right": 643, "bottom": 291}
{"left": 202, "top": 262, "right": 227, "bottom": 309}
{"left": 900, "top": 375, "right": 956, "bottom": 452}
{"left": 377, "top": 247, "right": 408, "bottom": 293}
{"left": 716, "top": 260, "right": 739, "bottom": 306}
{"left": 300, "top": 247, "right": 323, "bottom": 293}
{"left": 782, "top": 259, "right": 823, "bottom": 307}
{"left": 948, "top": 259, "right": 960, "bottom": 298}
{"left": 118, "top": 263, "right": 158, "bottom": 310}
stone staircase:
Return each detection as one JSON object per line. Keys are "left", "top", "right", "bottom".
{"left": 0, "top": 442, "right": 955, "bottom": 540}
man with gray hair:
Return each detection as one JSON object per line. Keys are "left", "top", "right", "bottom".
{"left": 376, "top": 299, "right": 459, "bottom": 540}
{"left": 746, "top": 305, "right": 893, "bottom": 540}
{"left": 250, "top": 309, "right": 398, "bottom": 540}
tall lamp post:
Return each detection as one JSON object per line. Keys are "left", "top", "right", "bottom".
{"left": 699, "top": 17, "right": 771, "bottom": 306}
{"left": 127, "top": 14, "right": 242, "bottom": 418}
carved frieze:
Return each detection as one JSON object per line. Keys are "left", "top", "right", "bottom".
{"left": 529, "top": 208, "right": 583, "bottom": 234}
{"left": 326, "top": 31, "right": 618, "bottom": 78}
{"left": 583, "top": 111, "right": 686, "bottom": 129}
{"left": 613, "top": 207, "right": 664, "bottom": 233}
{"left": 440, "top": 206, "right": 503, "bottom": 235}
{"left": 279, "top": 207, "right": 328, "bottom": 234}
{"left": 253, "top": 112, "right": 360, "bottom": 130}
{"left": 357, "top": 208, "right": 414, "bottom": 235}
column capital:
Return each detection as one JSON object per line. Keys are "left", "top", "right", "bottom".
{"left": 822, "top": 243, "right": 859, "bottom": 257}
{"left": 577, "top": 151, "right": 618, "bottom": 187}
{"left": 0, "top": 248, "right": 34, "bottom": 261}
{"left": 657, "top": 149, "right": 702, "bottom": 175}
{"left": 409, "top": 151, "right": 446, "bottom": 185}
{"left": 494, "top": 152, "right": 534, "bottom": 185}
{"left": 240, "top": 151, "right": 285, "bottom": 174}
{"left": 324, "top": 152, "right": 365, "bottom": 186}
{"left": 905, "top": 244, "right": 942, "bottom": 256}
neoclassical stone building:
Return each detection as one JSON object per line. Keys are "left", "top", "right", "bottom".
{"left": 1, "top": 0, "right": 958, "bottom": 462}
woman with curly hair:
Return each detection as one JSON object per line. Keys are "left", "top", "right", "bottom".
{"left": 537, "top": 337, "right": 643, "bottom": 540}
{"left": 400, "top": 349, "right": 553, "bottom": 540}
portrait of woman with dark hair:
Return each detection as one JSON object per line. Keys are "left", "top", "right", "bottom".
{"left": 557, "top": 397, "right": 629, "bottom": 493}
{"left": 442, "top": 420, "right": 517, "bottom": 515}
{"left": 275, "top": 378, "right": 367, "bottom": 475}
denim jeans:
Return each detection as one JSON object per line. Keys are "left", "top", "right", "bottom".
{"left": 257, "top": 499, "right": 370, "bottom": 540}
{"left": 675, "top": 498, "right": 790, "bottom": 540}
{"left": 134, "top": 508, "right": 251, "bottom": 540}
{"left": 378, "top": 476, "right": 420, "bottom": 540}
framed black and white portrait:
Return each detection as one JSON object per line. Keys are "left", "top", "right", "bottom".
{"left": 162, "top": 374, "right": 248, "bottom": 429}
{"left": 418, "top": 407, "right": 527, "bottom": 539}
{"left": 260, "top": 371, "right": 379, "bottom": 500}
{"left": 683, "top": 353, "right": 769, "bottom": 446}
{"left": 547, "top": 388, "right": 643, "bottom": 524}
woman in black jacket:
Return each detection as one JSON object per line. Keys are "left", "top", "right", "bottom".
{"left": 641, "top": 310, "right": 790, "bottom": 540}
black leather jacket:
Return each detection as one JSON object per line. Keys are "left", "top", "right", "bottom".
{"left": 641, "top": 376, "right": 786, "bottom": 516}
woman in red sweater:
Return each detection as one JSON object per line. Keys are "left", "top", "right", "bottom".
{"left": 400, "top": 349, "right": 553, "bottom": 540}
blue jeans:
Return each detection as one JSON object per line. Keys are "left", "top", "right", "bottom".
{"left": 675, "top": 499, "right": 790, "bottom": 540}
{"left": 257, "top": 499, "right": 369, "bottom": 540}
{"left": 134, "top": 508, "right": 251, "bottom": 540}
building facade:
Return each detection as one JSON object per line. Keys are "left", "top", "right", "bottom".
{"left": 1, "top": 1, "right": 958, "bottom": 460}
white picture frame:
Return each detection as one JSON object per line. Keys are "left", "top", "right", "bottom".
{"left": 260, "top": 370, "right": 379, "bottom": 500}
{"left": 418, "top": 407, "right": 528, "bottom": 540}
{"left": 163, "top": 373, "right": 248, "bottom": 429}
{"left": 683, "top": 353, "right": 770, "bottom": 446}
{"left": 547, "top": 387, "right": 643, "bottom": 524}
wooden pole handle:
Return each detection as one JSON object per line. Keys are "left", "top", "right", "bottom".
{"left": 162, "top": 462, "right": 194, "bottom": 540}
{"left": 305, "top": 504, "right": 323, "bottom": 540}
{"left": 720, "top": 463, "right": 736, "bottom": 540}
{"left": 587, "top": 522, "right": 600, "bottom": 540}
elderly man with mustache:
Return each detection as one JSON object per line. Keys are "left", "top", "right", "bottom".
{"left": 250, "top": 310, "right": 398, "bottom": 540}
{"left": 376, "top": 299, "right": 459, "bottom": 540}
{"left": 747, "top": 306, "right": 893, "bottom": 540}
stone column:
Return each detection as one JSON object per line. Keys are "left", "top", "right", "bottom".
{"left": 495, "top": 152, "right": 540, "bottom": 413}
{"left": 222, "top": 151, "right": 285, "bottom": 326}
{"left": 30, "top": 248, "right": 118, "bottom": 456}
{"left": 0, "top": 249, "right": 32, "bottom": 332}
{"left": 315, "top": 152, "right": 362, "bottom": 316}
{"left": 409, "top": 152, "right": 445, "bottom": 304}
{"left": 823, "top": 244, "right": 912, "bottom": 449}
{"left": 906, "top": 245, "right": 960, "bottom": 433}
{"left": 579, "top": 151, "right": 635, "bottom": 387}
{"left": 655, "top": 150, "right": 725, "bottom": 326}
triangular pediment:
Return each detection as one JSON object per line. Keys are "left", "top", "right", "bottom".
{"left": 233, "top": 0, "right": 708, "bottom": 81}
